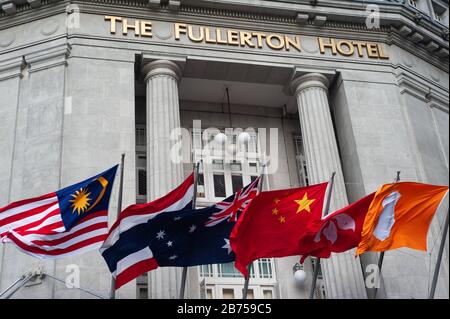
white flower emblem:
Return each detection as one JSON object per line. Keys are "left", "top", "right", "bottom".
{"left": 313, "top": 214, "right": 356, "bottom": 244}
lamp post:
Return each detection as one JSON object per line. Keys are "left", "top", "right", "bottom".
{"left": 293, "top": 263, "right": 307, "bottom": 286}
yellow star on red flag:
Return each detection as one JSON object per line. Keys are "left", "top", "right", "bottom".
{"left": 294, "top": 193, "right": 315, "bottom": 214}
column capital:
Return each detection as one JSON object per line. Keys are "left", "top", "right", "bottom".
{"left": 291, "top": 73, "right": 329, "bottom": 95}
{"left": 142, "top": 60, "right": 182, "bottom": 82}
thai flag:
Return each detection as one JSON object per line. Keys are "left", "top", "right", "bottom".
{"left": 0, "top": 166, "right": 118, "bottom": 259}
{"left": 100, "top": 174, "right": 194, "bottom": 290}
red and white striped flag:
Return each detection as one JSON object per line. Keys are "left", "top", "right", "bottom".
{"left": 0, "top": 166, "right": 118, "bottom": 259}
{"left": 100, "top": 173, "right": 195, "bottom": 289}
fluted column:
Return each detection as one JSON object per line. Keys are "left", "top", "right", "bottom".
{"left": 142, "top": 60, "right": 184, "bottom": 299}
{"left": 291, "top": 73, "right": 367, "bottom": 299}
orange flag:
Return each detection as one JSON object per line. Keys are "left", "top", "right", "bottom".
{"left": 356, "top": 182, "right": 448, "bottom": 255}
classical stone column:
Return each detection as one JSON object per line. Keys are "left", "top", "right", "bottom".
{"left": 291, "top": 73, "right": 367, "bottom": 299}
{"left": 142, "top": 60, "right": 184, "bottom": 299}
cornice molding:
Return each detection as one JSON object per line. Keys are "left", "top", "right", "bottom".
{"left": 397, "top": 70, "right": 449, "bottom": 112}
{"left": 24, "top": 42, "right": 71, "bottom": 72}
{"left": 0, "top": 55, "right": 24, "bottom": 80}
{"left": 428, "top": 90, "right": 450, "bottom": 113}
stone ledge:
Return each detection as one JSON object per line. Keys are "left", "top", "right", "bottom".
{"left": 0, "top": 56, "right": 24, "bottom": 80}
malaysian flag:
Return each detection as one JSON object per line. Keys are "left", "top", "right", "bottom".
{"left": 0, "top": 166, "right": 118, "bottom": 259}
{"left": 100, "top": 174, "right": 195, "bottom": 289}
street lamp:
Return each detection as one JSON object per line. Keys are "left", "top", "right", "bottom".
{"left": 293, "top": 263, "right": 307, "bottom": 286}
{"left": 214, "top": 132, "right": 227, "bottom": 145}
{"left": 237, "top": 132, "right": 251, "bottom": 145}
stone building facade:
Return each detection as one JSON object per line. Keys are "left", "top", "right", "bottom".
{"left": 0, "top": 0, "right": 448, "bottom": 299}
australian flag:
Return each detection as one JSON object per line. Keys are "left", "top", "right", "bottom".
{"left": 102, "top": 176, "right": 260, "bottom": 289}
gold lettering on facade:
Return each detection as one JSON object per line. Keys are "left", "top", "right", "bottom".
{"left": 174, "top": 23, "right": 187, "bottom": 40}
{"left": 319, "top": 37, "right": 389, "bottom": 59}
{"left": 204, "top": 27, "right": 217, "bottom": 44}
{"left": 122, "top": 18, "right": 140, "bottom": 36}
{"left": 336, "top": 40, "right": 355, "bottom": 56}
{"left": 105, "top": 16, "right": 122, "bottom": 34}
{"left": 187, "top": 25, "right": 204, "bottom": 42}
{"left": 252, "top": 32, "right": 266, "bottom": 48}
{"left": 140, "top": 21, "right": 152, "bottom": 37}
{"left": 366, "top": 43, "right": 379, "bottom": 58}
{"left": 240, "top": 31, "right": 255, "bottom": 47}
{"left": 105, "top": 16, "right": 152, "bottom": 37}
{"left": 319, "top": 37, "right": 338, "bottom": 55}
{"left": 216, "top": 28, "right": 228, "bottom": 44}
{"left": 378, "top": 44, "right": 389, "bottom": 59}
{"left": 285, "top": 35, "right": 301, "bottom": 51}
{"left": 352, "top": 41, "right": 367, "bottom": 57}
{"left": 227, "top": 30, "right": 240, "bottom": 46}
{"left": 266, "top": 34, "right": 285, "bottom": 50}
{"left": 104, "top": 17, "right": 389, "bottom": 60}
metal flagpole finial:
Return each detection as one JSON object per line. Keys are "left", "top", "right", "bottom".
{"left": 395, "top": 171, "right": 401, "bottom": 183}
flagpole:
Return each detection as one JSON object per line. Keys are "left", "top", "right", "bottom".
{"left": 179, "top": 160, "right": 201, "bottom": 299}
{"left": 110, "top": 153, "right": 125, "bottom": 300}
{"left": 243, "top": 162, "right": 266, "bottom": 300}
{"left": 309, "top": 172, "right": 335, "bottom": 299}
{"left": 372, "top": 170, "right": 400, "bottom": 299}
{"left": 429, "top": 205, "right": 449, "bottom": 299}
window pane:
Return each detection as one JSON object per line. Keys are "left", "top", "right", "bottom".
{"left": 197, "top": 173, "right": 205, "bottom": 198}
{"left": 138, "top": 170, "right": 147, "bottom": 196}
{"left": 222, "top": 289, "right": 234, "bottom": 299}
{"left": 197, "top": 173, "right": 204, "bottom": 186}
{"left": 206, "top": 289, "right": 213, "bottom": 299}
{"left": 212, "top": 159, "right": 224, "bottom": 171}
{"left": 243, "top": 289, "right": 254, "bottom": 299}
{"left": 136, "top": 127, "right": 146, "bottom": 146}
{"left": 249, "top": 134, "right": 258, "bottom": 152}
{"left": 263, "top": 290, "right": 273, "bottom": 299}
{"left": 200, "top": 264, "right": 213, "bottom": 277}
{"left": 249, "top": 162, "right": 258, "bottom": 174}
{"left": 258, "top": 259, "right": 273, "bottom": 279}
{"left": 231, "top": 175, "right": 243, "bottom": 193}
{"left": 139, "top": 287, "right": 148, "bottom": 299}
{"left": 218, "top": 262, "right": 241, "bottom": 278}
{"left": 218, "top": 262, "right": 254, "bottom": 278}
{"left": 230, "top": 162, "right": 242, "bottom": 172}
{"left": 213, "top": 174, "right": 226, "bottom": 197}
{"left": 137, "top": 154, "right": 146, "bottom": 167}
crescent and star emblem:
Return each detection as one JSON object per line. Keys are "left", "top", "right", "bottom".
{"left": 69, "top": 176, "right": 109, "bottom": 215}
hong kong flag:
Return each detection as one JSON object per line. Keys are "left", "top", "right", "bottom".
{"left": 230, "top": 183, "right": 328, "bottom": 277}
{"left": 297, "top": 192, "right": 376, "bottom": 263}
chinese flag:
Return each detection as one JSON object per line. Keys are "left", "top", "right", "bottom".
{"left": 297, "top": 192, "right": 375, "bottom": 263}
{"left": 230, "top": 183, "right": 328, "bottom": 277}
{"left": 356, "top": 182, "right": 448, "bottom": 255}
